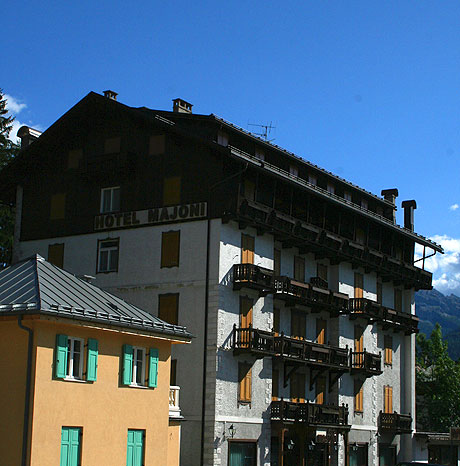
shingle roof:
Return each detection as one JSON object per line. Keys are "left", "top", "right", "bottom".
{"left": 0, "top": 255, "right": 192, "bottom": 339}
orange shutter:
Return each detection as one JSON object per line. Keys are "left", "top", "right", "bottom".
{"left": 384, "top": 336, "right": 393, "bottom": 365}
{"left": 161, "top": 231, "right": 180, "bottom": 267}
{"left": 241, "top": 234, "right": 255, "bottom": 264}
{"left": 239, "top": 363, "right": 252, "bottom": 402}
{"left": 354, "top": 273, "right": 363, "bottom": 299}
{"left": 316, "top": 377, "right": 326, "bottom": 405}
{"left": 294, "top": 256, "right": 305, "bottom": 281}
{"left": 354, "top": 380, "right": 363, "bottom": 413}
{"left": 384, "top": 386, "right": 393, "bottom": 413}
{"left": 158, "top": 294, "right": 179, "bottom": 325}
{"left": 354, "top": 325, "right": 364, "bottom": 367}
{"left": 240, "top": 297, "right": 253, "bottom": 328}
{"left": 316, "top": 319, "right": 327, "bottom": 345}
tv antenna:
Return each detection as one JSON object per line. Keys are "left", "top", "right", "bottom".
{"left": 247, "top": 121, "right": 276, "bottom": 142}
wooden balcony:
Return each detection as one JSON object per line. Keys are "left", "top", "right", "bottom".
{"left": 232, "top": 263, "right": 274, "bottom": 294}
{"left": 271, "top": 400, "right": 350, "bottom": 430}
{"left": 350, "top": 351, "right": 382, "bottom": 376}
{"left": 378, "top": 411, "right": 412, "bottom": 434}
{"left": 231, "top": 325, "right": 349, "bottom": 371}
{"left": 349, "top": 298, "right": 419, "bottom": 335}
{"left": 274, "top": 276, "right": 349, "bottom": 315}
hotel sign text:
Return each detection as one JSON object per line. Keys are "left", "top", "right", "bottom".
{"left": 94, "top": 202, "right": 207, "bottom": 231}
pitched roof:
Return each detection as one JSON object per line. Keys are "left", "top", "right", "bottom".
{"left": 0, "top": 255, "right": 192, "bottom": 340}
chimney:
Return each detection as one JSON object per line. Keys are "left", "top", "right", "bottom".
{"left": 381, "top": 188, "right": 399, "bottom": 224}
{"left": 17, "top": 126, "right": 42, "bottom": 148}
{"left": 103, "top": 90, "right": 118, "bottom": 101}
{"left": 401, "top": 200, "right": 417, "bottom": 231}
{"left": 172, "top": 98, "right": 193, "bottom": 114}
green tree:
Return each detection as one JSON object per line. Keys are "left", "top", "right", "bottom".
{"left": 0, "top": 90, "right": 19, "bottom": 266}
{"left": 416, "top": 323, "right": 460, "bottom": 432}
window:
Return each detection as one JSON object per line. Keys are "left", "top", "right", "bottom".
{"left": 289, "top": 165, "right": 298, "bottom": 177}
{"left": 361, "top": 199, "right": 368, "bottom": 210}
{"left": 316, "top": 376, "right": 326, "bottom": 405}
{"left": 354, "top": 273, "right": 363, "bottom": 299}
{"left": 377, "top": 281, "right": 383, "bottom": 305}
{"left": 240, "top": 297, "right": 253, "bottom": 328}
{"left": 255, "top": 147, "right": 265, "bottom": 161}
{"left": 274, "top": 248, "right": 281, "bottom": 276}
{"left": 308, "top": 174, "right": 317, "bottom": 185}
{"left": 170, "top": 359, "right": 177, "bottom": 386}
{"left": 60, "top": 427, "right": 82, "bottom": 466}
{"left": 394, "top": 288, "right": 402, "bottom": 312}
{"left": 291, "top": 310, "right": 306, "bottom": 339}
{"left": 50, "top": 193, "right": 66, "bottom": 220}
{"left": 317, "top": 263, "right": 328, "bottom": 283}
{"left": 241, "top": 234, "right": 255, "bottom": 264}
{"left": 327, "top": 183, "right": 335, "bottom": 194}
{"left": 149, "top": 134, "right": 165, "bottom": 155}
{"left": 355, "top": 227, "right": 366, "bottom": 245}
{"left": 349, "top": 444, "right": 368, "bottom": 466}
{"left": 238, "top": 363, "right": 252, "bottom": 403}
{"left": 100, "top": 186, "right": 120, "bottom": 213}
{"left": 293, "top": 256, "right": 305, "bottom": 281}
{"left": 158, "top": 293, "right": 179, "bottom": 325}
{"left": 122, "top": 345, "right": 159, "bottom": 388}
{"left": 161, "top": 231, "right": 180, "bottom": 268}
{"left": 217, "top": 130, "right": 228, "bottom": 146}
{"left": 383, "top": 385, "right": 393, "bottom": 413}
{"left": 243, "top": 178, "right": 256, "bottom": 201}
{"left": 97, "top": 238, "right": 119, "bottom": 273}
{"left": 55, "top": 335, "right": 98, "bottom": 382}
{"left": 290, "top": 372, "right": 305, "bottom": 403}
{"left": 344, "top": 191, "right": 352, "bottom": 202}
{"left": 48, "top": 243, "right": 64, "bottom": 268}
{"left": 354, "top": 380, "right": 364, "bottom": 413}
{"left": 126, "top": 429, "right": 145, "bottom": 466}
{"left": 384, "top": 335, "right": 393, "bottom": 366}
{"left": 104, "top": 136, "right": 120, "bottom": 154}
{"left": 272, "top": 369, "right": 279, "bottom": 401}
{"left": 67, "top": 149, "right": 82, "bottom": 169}
{"left": 228, "top": 442, "right": 256, "bottom": 466}
{"left": 163, "top": 176, "right": 181, "bottom": 205}
{"left": 316, "top": 319, "right": 327, "bottom": 345}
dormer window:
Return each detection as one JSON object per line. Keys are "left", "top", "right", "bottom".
{"left": 217, "top": 130, "right": 228, "bottom": 147}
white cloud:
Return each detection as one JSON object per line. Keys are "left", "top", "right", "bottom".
{"left": 4, "top": 94, "right": 26, "bottom": 114}
{"left": 450, "top": 204, "right": 459, "bottom": 211}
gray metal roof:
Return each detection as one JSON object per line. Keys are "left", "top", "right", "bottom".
{"left": 0, "top": 255, "right": 192, "bottom": 339}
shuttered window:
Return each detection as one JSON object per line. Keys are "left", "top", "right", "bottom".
{"left": 238, "top": 363, "right": 252, "bottom": 403}
{"left": 123, "top": 345, "right": 151, "bottom": 387}
{"left": 148, "top": 348, "right": 159, "bottom": 388}
{"left": 274, "top": 248, "right": 281, "bottom": 276}
{"left": 60, "top": 427, "right": 82, "bottom": 466}
{"left": 55, "top": 334, "right": 69, "bottom": 379}
{"left": 354, "top": 273, "right": 364, "bottom": 299}
{"left": 316, "top": 377, "right": 326, "bottom": 405}
{"left": 384, "top": 335, "right": 393, "bottom": 366}
{"left": 377, "top": 281, "right": 383, "bottom": 305}
{"left": 291, "top": 310, "right": 306, "bottom": 339}
{"left": 50, "top": 193, "right": 66, "bottom": 220}
{"left": 48, "top": 243, "right": 64, "bottom": 268}
{"left": 86, "top": 338, "right": 99, "bottom": 382}
{"left": 354, "top": 325, "right": 364, "bottom": 368}
{"left": 354, "top": 380, "right": 364, "bottom": 413}
{"left": 158, "top": 293, "right": 179, "bottom": 325}
{"left": 272, "top": 369, "right": 279, "bottom": 401}
{"left": 55, "top": 335, "right": 97, "bottom": 382}
{"left": 126, "top": 429, "right": 145, "bottom": 466}
{"left": 161, "top": 231, "right": 180, "bottom": 268}
{"left": 240, "top": 297, "right": 253, "bottom": 328}
{"left": 384, "top": 385, "right": 393, "bottom": 413}
{"left": 317, "top": 263, "right": 328, "bottom": 282}
{"left": 290, "top": 373, "right": 306, "bottom": 403}
{"left": 241, "top": 234, "right": 255, "bottom": 264}
{"left": 163, "top": 176, "right": 181, "bottom": 205}
{"left": 316, "top": 319, "right": 327, "bottom": 345}
{"left": 294, "top": 256, "right": 305, "bottom": 281}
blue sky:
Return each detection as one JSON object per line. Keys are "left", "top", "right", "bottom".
{"left": 3, "top": 1, "right": 460, "bottom": 294}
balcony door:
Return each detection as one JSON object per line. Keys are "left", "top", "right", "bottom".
{"left": 315, "top": 376, "right": 326, "bottom": 405}
{"left": 241, "top": 234, "right": 254, "bottom": 264}
{"left": 354, "top": 325, "right": 364, "bottom": 368}
{"left": 290, "top": 372, "right": 305, "bottom": 403}
{"left": 240, "top": 297, "right": 253, "bottom": 348}
{"left": 354, "top": 273, "right": 363, "bottom": 299}
{"left": 316, "top": 319, "right": 327, "bottom": 345}
{"left": 291, "top": 310, "right": 306, "bottom": 339}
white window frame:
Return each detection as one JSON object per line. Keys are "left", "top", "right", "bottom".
{"left": 327, "top": 183, "right": 335, "bottom": 194}
{"left": 66, "top": 337, "right": 84, "bottom": 380}
{"left": 100, "top": 186, "right": 120, "bottom": 213}
{"left": 97, "top": 238, "right": 119, "bottom": 273}
{"left": 217, "top": 130, "right": 228, "bottom": 147}
{"left": 289, "top": 165, "right": 298, "bottom": 177}
{"left": 308, "top": 174, "right": 317, "bottom": 185}
{"left": 344, "top": 191, "right": 352, "bottom": 202}
{"left": 361, "top": 199, "right": 368, "bottom": 210}
{"left": 131, "top": 347, "right": 146, "bottom": 387}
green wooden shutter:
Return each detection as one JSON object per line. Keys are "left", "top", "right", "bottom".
{"left": 127, "top": 430, "right": 144, "bottom": 466}
{"left": 55, "top": 334, "right": 68, "bottom": 379}
{"left": 86, "top": 338, "right": 98, "bottom": 382}
{"left": 123, "top": 344, "right": 133, "bottom": 385}
{"left": 148, "top": 348, "right": 159, "bottom": 388}
{"left": 60, "top": 427, "right": 81, "bottom": 466}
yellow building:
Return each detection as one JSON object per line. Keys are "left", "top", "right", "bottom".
{"left": 0, "top": 254, "right": 191, "bottom": 466}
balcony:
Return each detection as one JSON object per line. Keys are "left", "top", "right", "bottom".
{"left": 349, "top": 297, "right": 381, "bottom": 320}
{"left": 350, "top": 351, "right": 382, "bottom": 376}
{"left": 274, "top": 276, "right": 349, "bottom": 315}
{"left": 169, "top": 386, "right": 182, "bottom": 419}
{"left": 378, "top": 411, "right": 412, "bottom": 434}
{"left": 231, "top": 325, "right": 349, "bottom": 371}
{"left": 232, "top": 263, "right": 274, "bottom": 294}
{"left": 271, "top": 400, "right": 350, "bottom": 430}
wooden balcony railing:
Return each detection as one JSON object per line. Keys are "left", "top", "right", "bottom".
{"left": 310, "top": 276, "right": 328, "bottom": 289}
{"left": 271, "top": 400, "right": 350, "bottom": 429}
{"left": 233, "top": 263, "right": 274, "bottom": 293}
{"left": 232, "top": 325, "right": 349, "bottom": 370}
{"left": 378, "top": 411, "right": 412, "bottom": 434}
{"left": 351, "top": 351, "right": 382, "bottom": 375}
{"left": 169, "top": 386, "right": 181, "bottom": 418}
{"left": 274, "top": 276, "right": 349, "bottom": 314}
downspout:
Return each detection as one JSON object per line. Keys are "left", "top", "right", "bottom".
{"left": 200, "top": 161, "right": 249, "bottom": 465}
{"left": 18, "top": 315, "right": 33, "bottom": 466}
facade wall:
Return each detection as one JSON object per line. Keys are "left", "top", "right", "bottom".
{"left": 28, "top": 318, "right": 174, "bottom": 465}
{"left": 168, "top": 421, "right": 182, "bottom": 466}
{"left": 0, "top": 318, "right": 33, "bottom": 466}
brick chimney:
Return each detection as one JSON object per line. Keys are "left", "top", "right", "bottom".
{"left": 17, "top": 126, "right": 42, "bottom": 148}
{"left": 103, "top": 90, "right": 118, "bottom": 101}
{"left": 172, "top": 98, "right": 193, "bottom": 114}
{"left": 401, "top": 200, "right": 417, "bottom": 231}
